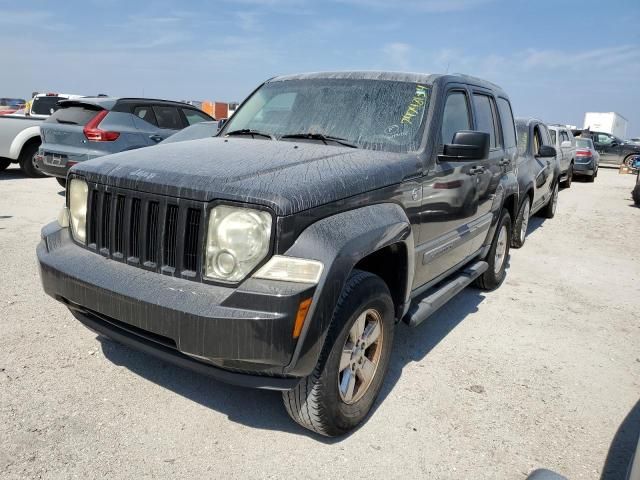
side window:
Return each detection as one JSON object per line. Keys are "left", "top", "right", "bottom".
{"left": 133, "top": 106, "right": 158, "bottom": 126}
{"left": 440, "top": 91, "right": 470, "bottom": 145}
{"left": 472, "top": 94, "right": 497, "bottom": 149}
{"left": 182, "top": 108, "right": 211, "bottom": 126}
{"left": 153, "top": 105, "right": 183, "bottom": 130}
{"left": 533, "top": 126, "right": 543, "bottom": 156}
{"left": 496, "top": 98, "right": 517, "bottom": 148}
{"left": 560, "top": 131, "right": 569, "bottom": 143}
{"left": 539, "top": 124, "right": 552, "bottom": 145}
{"left": 597, "top": 133, "right": 613, "bottom": 145}
{"left": 549, "top": 129, "right": 557, "bottom": 145}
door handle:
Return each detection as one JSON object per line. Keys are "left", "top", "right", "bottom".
{"left": 468, "top": 166, "right": 485, "bottom": 175}
{"left": 498, "top": 158, "right": 511, "bottom": 167}
{"left": 149, "top": 135, "right": 163, "bottom": 143}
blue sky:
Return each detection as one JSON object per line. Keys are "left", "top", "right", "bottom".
{"left": 2, "top": 0, "right": 639, "bottom": 135}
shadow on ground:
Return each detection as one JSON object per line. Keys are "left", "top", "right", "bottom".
{"left": 98, "top": 280, "right": 488, "bottom": 442}
{"left": 601, "top": 399, "right": 640, "bottom": 480}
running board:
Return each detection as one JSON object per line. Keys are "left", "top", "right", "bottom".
{"left": 403, "top": 261, "right": 488, "bottom": 328}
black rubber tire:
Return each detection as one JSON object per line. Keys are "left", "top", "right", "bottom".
{"left": 475, "top": 209, "right": 511, "bottom": 291}
{"left": 586, "top": 173, "right": 595, "bottom": 183}
{"left": 511, "top": 197, "right": 530, "bottom": 249}
{"left": 283, "top": 270, "right": 395, "bottom": 437}
{"left": 540, "top": 181, "right": 559, "bottom": 219}
{"left": 18, "top": 142, "right": 45, "bottom": 178}
{"left": 0, "top": 158, "right": 11, "bottom": 172}
{"left": 560, "top": 164, "right": 573, "bottom": 188}
{"left": 56, "top": 177, "right": 67, "bottom": 188}
{"left": 632, "top": 184, "right": 640, "bottom": 206}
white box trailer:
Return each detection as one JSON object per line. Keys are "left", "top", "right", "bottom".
{"left": 583, "top": 112, "right": 628, "bottom": 138}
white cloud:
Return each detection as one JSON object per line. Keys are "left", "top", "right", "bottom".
{"left": 382, "top": 42, "right": 412, "bottom": 70}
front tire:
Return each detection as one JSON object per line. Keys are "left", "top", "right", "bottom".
{"left": 18, "top": 142, "right": 45, "bottom": 178}
{"left": 476, "top": 209, "right": 511, "bottom": 291}
{"left": 560, "top": 164, "right": 573, "bottom": 188}
{"left": 540, "top": 182, "right": 559, "bottom": 219}
{"left": 283, "top": 270, "right": 395, "bottom": 437}
{"left": 0, "top": 158, "right": 11, "bottom": 172}
{"left": 56, "top": 177, "right": 67, "bottom": 188}
{"left": 511, "top": 197, "right": 530, "bottom": 249}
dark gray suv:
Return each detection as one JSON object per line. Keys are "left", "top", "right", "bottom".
{"left": 37, "top": 97, "right": 214, "bottom": 186}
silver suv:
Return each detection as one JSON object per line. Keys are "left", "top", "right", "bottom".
{"left": 37, "top": 97, "right": 214, "bottom": 186}
{"left": 547, "top": 125, "right": 576, "bottom": 188}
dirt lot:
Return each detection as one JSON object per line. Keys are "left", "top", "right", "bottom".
{"left": 1, "top": 166, "right": 638, "bottom": 479}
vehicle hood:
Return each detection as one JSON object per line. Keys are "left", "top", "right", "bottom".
{"left": 72, "top": 137, "right": 422, "bottom": 215}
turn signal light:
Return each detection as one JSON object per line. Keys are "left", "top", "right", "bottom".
{"left": 293, "top": 298, "right": 312, "bottom": 338}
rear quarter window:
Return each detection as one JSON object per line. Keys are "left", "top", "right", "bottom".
{"left": 182, "top": 108, "right": 212, "bottom": 125}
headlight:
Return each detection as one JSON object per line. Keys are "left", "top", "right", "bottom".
{"left": 68, "top": 178, "right": 88, "bottom": 243}
{"left": 204, "top": 205, "right": 272, "bottom": 282}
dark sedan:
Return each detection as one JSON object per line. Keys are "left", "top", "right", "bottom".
{"left": 574, "top": 137, "right": 599, "bottom": 181}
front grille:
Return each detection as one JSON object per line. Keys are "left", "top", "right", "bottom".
{"left": 84, "top": 183, "right": 205, "bottom": 280}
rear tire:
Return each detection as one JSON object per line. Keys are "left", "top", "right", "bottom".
{"left": 475, "top": 209, "right": 511, "bottom": 291}
{"left": 586, "top": 173, "right": 595, "bottom": 183}
{"left": 18, "top": 142, "right": 45, "bottom": 178}
{"left": 511, "top": 197, "right": 530, "bottom": 249}
{"left": 283, "top": 270, "right": 395, "bottom": 437}
{"left": 632, "top": 184, "right": 640, "bottom": 206}
{"left": 56, "top": 177, "right": 67, "bottom": 188}
{"left": 560, "top": 164, "right": 573, "bottom": 188}
{"left": 540, "top": 182, "right": 559, "bottom": 219}
{"left": 0, "top": 158, "right": 11, "bottom": 172}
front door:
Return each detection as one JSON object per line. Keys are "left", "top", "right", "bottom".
{"left": 413, "top": 87, "right": 480, "bottom": 289}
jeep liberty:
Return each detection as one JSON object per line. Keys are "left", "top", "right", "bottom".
{"left": 38, "top": 72, "right": 520, "bottom": 436}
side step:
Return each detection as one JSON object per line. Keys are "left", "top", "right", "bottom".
{"left": 403, "top": 261, "right": 488, "bottom": 328}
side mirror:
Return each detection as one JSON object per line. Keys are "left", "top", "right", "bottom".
{"left": 441, "top": 131, "right": 490, "bottom": 161}
{"left": 560, "top": 140, "right": 571, "bottom": 148}
{"left": 536, "top": 145, "right": 556, "bottom": 158}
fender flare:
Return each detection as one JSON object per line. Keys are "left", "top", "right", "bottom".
{"left": 10, "top": 126, "right": 41, "bottom": 160}
{"left": 282, "top": 203, "right": 414, "bottom": 376}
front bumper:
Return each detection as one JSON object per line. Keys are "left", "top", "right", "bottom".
{"left": 37, "top": 222, "right": 315, "bottom": 390}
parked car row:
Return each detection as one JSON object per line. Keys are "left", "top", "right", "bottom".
{"left": 0, "top": 94, "right": 215, "bottom": 179}
{"left": 37, "top": 71, "right": 582, "bottom": 437}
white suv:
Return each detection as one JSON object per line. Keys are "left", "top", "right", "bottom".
{"left": 548, "top": 125, "right": 576, "bottom": 188}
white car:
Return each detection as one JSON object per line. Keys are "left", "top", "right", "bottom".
{"left": 0, "top": 92, "right": 84, "bottom": 176}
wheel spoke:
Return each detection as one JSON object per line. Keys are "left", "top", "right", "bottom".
{"left": 340, "top": 369, "right": 356, "bottom": 402}
{"left": 362, "top": 321, "right": 381, "bottom": 348}
{"left": 357, "top": 358, "right": 376, "bottom": 386}
{"left": 350, "top": 311, "right": 366, "bottom": 342}
{"left": 339, "top": 345, "right": 352, "bottom": 372}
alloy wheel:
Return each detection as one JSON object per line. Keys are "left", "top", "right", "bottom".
{"left": 338, "top": 308, "right": 383, "bottom": 404}
{"left": 494, "top": 225, "right": 508, "bottom": 275}
{"left": 520, "top": 200, "right": 530, "bottom": 244}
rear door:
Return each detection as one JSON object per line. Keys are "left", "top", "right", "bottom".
{"left": 152, "top": 104, "right": 185, "bottom": 141}
{"left": 560, "top": 129, "right": 572, "bottom": 171}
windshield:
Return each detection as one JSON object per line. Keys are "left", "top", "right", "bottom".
{"left": 222, "top": 78, "right": 431, "bottom": 153}
{"left": 32, "top": 96, "right": 63, "bottom": 116}
{"left": 576, "top": 139, "right": 591, "bottom": 148}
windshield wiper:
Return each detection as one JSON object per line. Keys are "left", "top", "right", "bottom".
{"left": 280, "top": 133, "right": 358, "bottom": 148}
{"left": 225, "top": 129, "right": 275, "bottom": 140}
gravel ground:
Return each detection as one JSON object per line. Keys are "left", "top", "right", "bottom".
{"left": 1, "top": 166, "right": 639, "bottom": 480}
